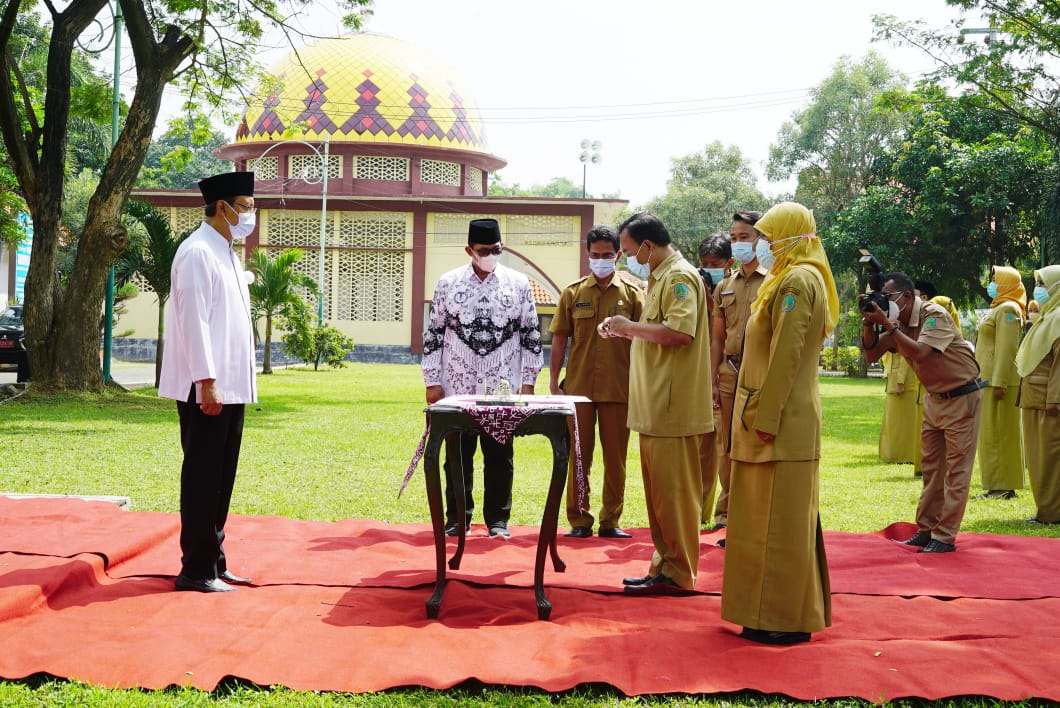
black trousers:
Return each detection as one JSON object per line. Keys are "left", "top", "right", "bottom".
{"left": 443, "top": 432, "right": 514, "bottom": 526}
{"left": 176, "top": 386, "right": 245, "bottom": 580}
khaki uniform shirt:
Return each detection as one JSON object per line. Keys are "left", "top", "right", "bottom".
{"left": 627, "top": 251, "right": 714, "bottom": 437}
{"left": 550, "top": 273, "right": 644, "bottom": 402}
{"left": 714, "top": 266, "right": 768, "bottom": 358}
{"left": 976, "top": 301, "right": 1023, "bottom": 388}
{"left": 730, "top": 265, "right": 827, "bottom": 463}
{"left": 879, "top": 297, "right": 979, "bottom": 394}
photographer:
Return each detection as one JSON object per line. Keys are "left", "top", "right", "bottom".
{"left": 860, "top": 272, "right": 983, "bottom": 553}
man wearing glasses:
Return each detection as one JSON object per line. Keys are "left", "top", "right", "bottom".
{"left": 549, "top": 225, "right": 644, "bottom": 539}
{"left": 422, "top": 218, "right": 543, "bottom": 538}
{"left": 860, "top": 271, "right": 983, "bottom": 553}
{"left": 159, "top": 171, "right": 258, "bottom": 592}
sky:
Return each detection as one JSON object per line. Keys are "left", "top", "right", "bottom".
{"left": 154, "top": 0, "right": 981, "bottom": 207}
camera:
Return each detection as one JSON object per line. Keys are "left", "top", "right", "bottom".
{"left": 859, "top": 290, "right": 890, "bottom": 314}
{"left": 857, "top": 248, "right": 887, "bottom": 314}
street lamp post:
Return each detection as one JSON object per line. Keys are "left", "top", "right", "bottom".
{"left": 253, "top": 136, "right": 330, "bottom": 325}
{"left": 579, "top": 139, "right": 601, "bottom": 199}
{"left": 957, "top": 27, "right": 1000, "bottom": 44}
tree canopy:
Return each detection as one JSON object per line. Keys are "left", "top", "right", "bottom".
{"left": 644, "top": 141, "right": 768, "bottom": 260}
{"left": 0, "top": 0, "right": 371, "bottom": 390}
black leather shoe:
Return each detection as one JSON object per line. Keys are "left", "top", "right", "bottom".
{"left": 740, "top": 627, "right": 811, "bottom": 645}
{"left": 488, "top": 522, "right": 510, "bottom": 538}
{"left": 565, "top": 526, "right": 592, "bottom": 538}
{"left": 710, "top": 523, "right": 727, "bottom": 531}
{"left": 219, "top": 570, "right": 252, "bottom": 585}
{"left": 715, "top": 538, "right": 726, "bottom": 548}
{"left": 623, "top": 574, "right": 690, "bottom": 595}
{"left": 599, "top": 527, "right": 632, "bottom": 538}
{"left": 174, "top": 575, "right": 236, "bottom": 593}
{"left": 622, "top": 574, "right": 655, "bottom": 586}
{"left": 920, "top": 539, "right": 956, "bottom": 553}
{"left": 445, "top": 521, "right": 470, "bottom": 537}
{"left": 895, "top": 530, "right": 930, "bottom": 547}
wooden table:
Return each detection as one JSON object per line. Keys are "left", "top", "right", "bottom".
{"left": 420, "top": 396, "right": 582, "bottom": 620}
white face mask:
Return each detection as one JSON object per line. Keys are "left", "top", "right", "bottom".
{"left": 224, "top": 203, "right": 256, "bottom": 241}
{"left": 887, "top": 300, "right": 901, "bottom": 324}
{"left": 588, "top": 257, "right": 616, "bottom": 278}
{"left": 472, "top": 253, "right": 499, "bottom": 273}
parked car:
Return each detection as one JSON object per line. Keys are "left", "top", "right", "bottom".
{"left": 0, "top": 304, "right": 29, "bottom": 382}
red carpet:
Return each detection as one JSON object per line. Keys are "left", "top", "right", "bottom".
{"left": 1, "top": 496, "right": 1059, "bottom": 700}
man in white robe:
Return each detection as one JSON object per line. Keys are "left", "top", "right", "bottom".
{"left": 159, "top": 171, "right": 258, "bottom": 593}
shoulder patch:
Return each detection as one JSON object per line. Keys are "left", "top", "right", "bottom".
{"left": 924, "top": 316, "right": 937, "bottom": 331}
{"left": 781, "top": 293, "right": 796, "bottom": 312}
{"left": 780, "top": 285, "right": 802, "bottom": 298}
{"left": 1004, "top": 312, "right": 1016, "bottom": 324}
{"left": 674, "top": 282, "right": 690, "bottom": 300}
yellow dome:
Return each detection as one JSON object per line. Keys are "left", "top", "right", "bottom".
{"left": 236, "top": 33, "right": 488, "bottom": 152}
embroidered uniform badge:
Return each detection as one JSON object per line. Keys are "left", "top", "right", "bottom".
{"left": 781, "top": 293, "right": 796, "bottom": 312}
{"left": 924, "top": 316, "right": 937, "bottom": 330}
{"left": 674, "top": 282, "right": 689, "bottom": 300}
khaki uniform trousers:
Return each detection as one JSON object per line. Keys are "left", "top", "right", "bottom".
{"left": 699, "top": 430, "right": 718, "bottom": 525}
{"left": 1022, "top": 409, "right": 1060, "bottom": 523}
{"left": 639, "top": 433, "right": 704, "bottom": 589}
{"left": 565, "top": 401, "right": 630, "bottom": 529}
{"left": 709, "top": 364, "right": 738, "bottom": 524}
{"left": 917, "top": 390, "right": 983, "bottom": 544}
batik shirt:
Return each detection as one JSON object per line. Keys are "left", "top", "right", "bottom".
{"left": 422, "top": 262, "right": 543, "bottom": 395}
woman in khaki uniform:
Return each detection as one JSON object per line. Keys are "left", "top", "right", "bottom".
{"left": 721, "top": 202, "right": 838, "bottom": 645}
{"left": 975, "top": 265, "right": 1026, "bottom": 498}
{"left": 879, "top": 351, "right": 922, "bottom": 465}
{"left": 1015, "top": 265, "right": 1060, "bottom": 524}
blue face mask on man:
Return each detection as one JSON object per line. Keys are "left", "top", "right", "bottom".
{"left": 625, "top": 242, "right": 652, "bottom": 279}
{"left": 731, "top": 241, "right": 755, "bottom": 264}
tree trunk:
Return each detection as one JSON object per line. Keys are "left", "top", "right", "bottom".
{"left": 3, "top": 0, "right": 193, "bottom": 390}
{"left": 154, "top": 295, "right": 166, "bottom": 388}
{"left": 263, "top": 313, "right": 273, "bottom": 374}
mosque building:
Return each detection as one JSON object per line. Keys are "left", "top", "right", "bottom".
{"left": 124, "top": 32, "right": 628, "bottom": 362}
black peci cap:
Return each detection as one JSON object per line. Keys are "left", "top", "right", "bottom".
{"left": 468, "top": 218, "right": 502, "bottom": 245}
{"left": 197, "top": 172, "right": 255, "bottom": 205}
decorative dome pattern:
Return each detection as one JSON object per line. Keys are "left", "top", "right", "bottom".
{"left": 236, "top": 33, "right": 487, "bottom": 151}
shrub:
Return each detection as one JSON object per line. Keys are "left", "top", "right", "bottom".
{"left": 279, "top": 298, "right": 355, "bottom": 370}
{"left": 820, "top": 345, "right": 863, "bottom": 376}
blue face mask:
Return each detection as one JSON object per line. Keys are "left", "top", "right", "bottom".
{"left": 731, "top": 242, "right": 755, "bottom": 264}
{"left": 986, "top": 282, "right": 999, "bottom": 299}
{"left": 704, "top": 267, "right": 726, "bottom": 284}
{"left": 1034, "top": 285, "right": 1050, "bottom": 305}
{"left": 755, "top": 238, "right": 775, "bottom": 270}
{"left": 625, "top": 242, "right": 652, "bottom": 279}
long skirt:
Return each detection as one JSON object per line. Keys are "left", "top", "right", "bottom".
{"left": 721, "top": 459, "right": 831, "bottom": 633}
{"left": 977, "top": 385, "right": 1025, "bottom": 491}
{"left": 1022, "top": 409, "right": 1060, "bottom": 523}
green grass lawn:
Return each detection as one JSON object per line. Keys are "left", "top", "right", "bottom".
{"left": 0, "top": 365, "right": 1054, "bottom": 706}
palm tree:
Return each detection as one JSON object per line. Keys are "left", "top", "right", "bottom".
{"left": 246, "top": 248, "right": 318, "bottom": 374}
{"left": 121, "top": 200, "right": 189, "bottom": 387}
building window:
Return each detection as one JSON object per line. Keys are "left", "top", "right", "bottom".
{"left": 354, "top": 156, "right": 410, "bottom": 181}
{"left": 288, "top": 154, "right": 341, "bottom": 182}
{"left": 335, "top": 213, "right": 407, "bottom": 322}
{"left": 465, "top": 166, "right": 483, "bottom": 195}
{"left": 247, "top": 156, "right": 278, "bottom": 180}
{"left": 261, "top": 209, "right": 407, "bottom": 323}
{"left": 431, "top": 212, "right": 495, "bottom": 244}
{"left": 421, "top": 159, "right": 461, "bottom": 186}
{"left": 170, "top": 207, "right": 204, "bottom": 236}
{"left": 505, "top": 214, "right": 576, "bottom": 247}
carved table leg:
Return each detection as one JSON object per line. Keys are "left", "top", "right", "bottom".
{"left": 423, "top": 424, "right": 446, "bottom": 619}
{"left": 534, "top": 422, "right": 570, "bottom": 619}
